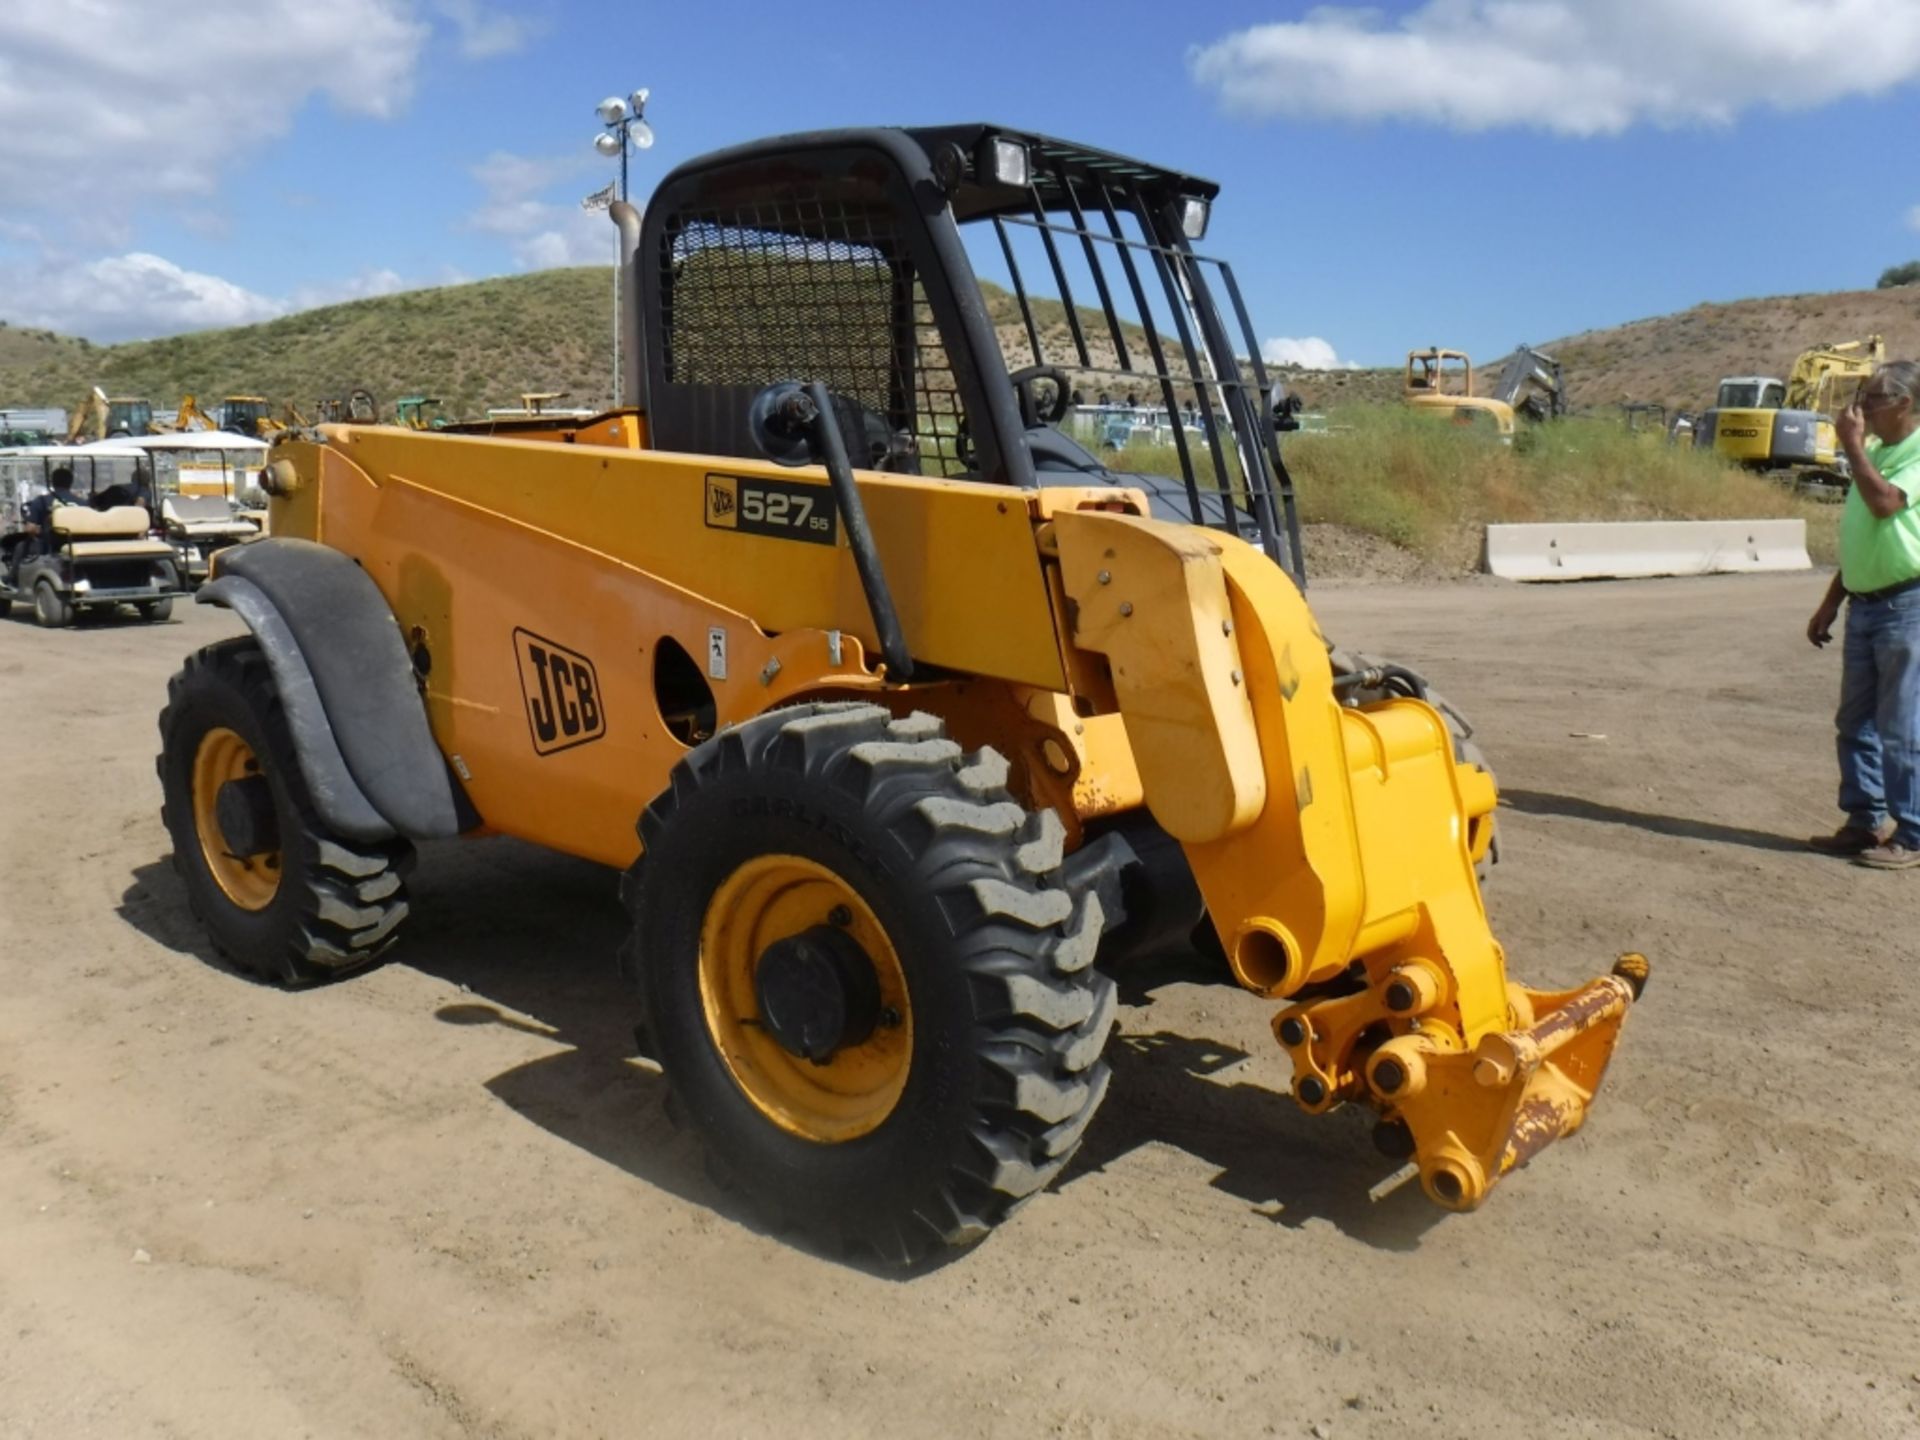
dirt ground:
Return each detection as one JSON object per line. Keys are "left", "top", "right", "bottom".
{"left": 2, "top": 572, "right": 1917, "bottom": 1440}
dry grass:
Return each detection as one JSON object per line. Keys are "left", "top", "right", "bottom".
{"left": 1288, "top": 409, "right": 1839, "bottom": 569}
{"left": 1103, "top": 407, "right": 1838, "bottom": 571}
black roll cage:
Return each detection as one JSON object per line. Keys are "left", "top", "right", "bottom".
{"left": 635, "top": 124, "right": 1304, "bottom": 583}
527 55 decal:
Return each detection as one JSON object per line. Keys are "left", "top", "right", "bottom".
{"left": 705, "top": 473, "right": 838, "bottom": 546}
{"left": 513, "top": 628, "right": 606, "bottom": 755}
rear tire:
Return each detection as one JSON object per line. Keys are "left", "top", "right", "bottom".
{"left": 157, "top": 636, "right": 413, "bottom": 985}
{"left": 625, "top": 703, "right": 1116, "bottom": 1266}
{"left": 33, "top": 579, "right": 72, "bottom": 628}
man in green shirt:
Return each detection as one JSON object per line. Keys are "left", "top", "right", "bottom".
{"left": 1807, "top": 361, "right": 1920, "bottom": 868}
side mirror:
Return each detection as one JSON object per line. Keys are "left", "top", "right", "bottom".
{"left": 742, "top": 381, "right": 913, "bottom": 680}
{"left": 747, "top": 381, "right": 820, "bottom": 467}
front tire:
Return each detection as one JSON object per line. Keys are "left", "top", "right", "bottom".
{"left": 626, "top": 703, "right": 1117, "bottom": 1266}
{"left": 33, "top": 579, "right": 72, "bottom": 628}
{"left": 157, "top": 636, "right": 414, "bottom": 985}
{"left": 139, "top": 597, "right": 174, "bottom": 622}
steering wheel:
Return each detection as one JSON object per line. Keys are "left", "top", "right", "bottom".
{"left": 1008, "top": 364, "right": 1071, "bottom": 428}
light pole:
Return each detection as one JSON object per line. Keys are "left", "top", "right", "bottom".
{"left": 592, "top": 90, "right": 653, "bottom": 406}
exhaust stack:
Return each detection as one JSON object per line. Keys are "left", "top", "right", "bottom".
{"left": 610, "top": 200, "right": 645, "bottom": 411}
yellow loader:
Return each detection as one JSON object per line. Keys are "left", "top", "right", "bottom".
{"left": 155, "top": 125, "right": 1644, "bottom": 1263}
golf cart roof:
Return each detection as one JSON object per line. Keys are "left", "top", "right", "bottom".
{"left": 0, "top": 442, "right": 148, "bottom": 459}
{"left": 96, "top": 432, "right": 269, "bottom": 453}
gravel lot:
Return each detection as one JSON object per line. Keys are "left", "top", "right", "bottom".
{"left": 1, "top": 572, "right": 1915, "bottom": 1439}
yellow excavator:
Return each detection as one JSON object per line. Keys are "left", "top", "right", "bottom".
{"left": 1403, "top": 348, "right": 1514, "bottom": 437}
{"left": 1698, "top": 335, "right": 1885, "bottom": 479}
{"left": 155, "top": 124, "right": 1644, "bottom": 1264}
{"left": 64, "top": 387, "right": 159, "bottom": 442}
{"left": 160, "top": 395, "right": 221, "bottom": 433}
{"left": 1403, "top": 345, "right": 1565, "bottom": 440}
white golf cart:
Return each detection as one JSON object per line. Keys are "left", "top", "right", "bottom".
{"left": 0, "top": 444, "right": 185, "bottom": 625}
{"left": 91, "top": 431, "right": 266, "bottom": 586}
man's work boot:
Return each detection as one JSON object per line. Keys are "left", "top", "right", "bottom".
{"left": 1855, "top": 842, "right": 1920, "bottom": 871}
{"left": 1808, "top": 821, "right": 1895, "bottom": 855}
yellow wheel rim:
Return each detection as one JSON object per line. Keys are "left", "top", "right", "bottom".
{"left": 699, "top": 854, "right": 912, "bottom": 1143}
{"left": 191, "top": 726, "right": 281, "bottom": 911}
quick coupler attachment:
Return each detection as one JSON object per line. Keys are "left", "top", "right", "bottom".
{"left": 1276, "top": 954, "right": 1649, "bottom": 1211}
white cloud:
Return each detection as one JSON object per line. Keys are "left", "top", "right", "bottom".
{"left": 1190, "top": 1, "right": 1920, "bottom": 136}
{"left": 435, "top": 0, "right": 535, "bottom": 58}
{"left": 1906, "top": 205, "right": 1920, "bottom": 234}
{"left": 1262, "top": 336, "right": 1359, "bottom": 370}
{"left": 0, "top": 1, "right": 429, "bottom": 235}
{"left": 0, "top": 252, "right": 284, "bottom": 340}
{"left": 0, "top": 253, "right": 436, "bottom": 341}
{"left": 466, "top": 150, "right": 616, "bottom": 269}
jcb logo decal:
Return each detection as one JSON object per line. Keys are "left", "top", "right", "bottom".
{"left": 514, "top": 629, "right": 605, "bottom": 755}
{"left": 706, "top": 476, "right": 738, "bottom": 528}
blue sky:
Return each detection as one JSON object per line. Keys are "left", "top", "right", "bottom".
{"left": 5, "top": 0, "right": 1920, "bottom": 366}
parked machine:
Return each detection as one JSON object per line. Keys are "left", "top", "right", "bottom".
{"left": 216, "top": 395, "right": 284, "bottom": 440}
{"left": 311, "top": 390, "right": 381, "bottom": 426}
{"left": 1696, "top": 335, "right": 1885, "bottom": 483}
{"left": 0, "top": 443, "right": 183, "bottom": 624}
{"left": 157, "top": 124, "right": 1644, "bottom": 1263}
{"left": 1487, "top": 344, "right": 1566, "bottom": 422}
{"left": 394, "top": 395, "right": 447, "bottom": 430}
{"left": 1621, "top": 402, "right": 1667, "bottom": 436}
{"left": 1402, "top": 348, "right": 1516, "bottom": 438}
{"left": 167, "top": 395, "right": 222, "bottom": 433}
{"left": 65, "top": 387, "right": 159, "bottom": 442}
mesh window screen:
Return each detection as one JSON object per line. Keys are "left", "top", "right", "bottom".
{"left": 660, "top": 198, "right": 970, "bottom": 476}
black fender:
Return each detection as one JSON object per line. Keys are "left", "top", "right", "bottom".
{"left": 197, "top": 538, "right": 466, "bottom": 842}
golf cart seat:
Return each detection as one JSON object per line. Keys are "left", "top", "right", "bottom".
{"left": 162, "top": 494, "right": 260, "bottom": 539}
{"left": 52, "top": 504, "right": 152, "bottom": 539}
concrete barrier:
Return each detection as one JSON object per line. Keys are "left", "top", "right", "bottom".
{"left": 1483, "top": 519, "right": 1811, "bottom": 582}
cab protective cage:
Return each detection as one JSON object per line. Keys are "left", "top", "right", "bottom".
{"left": 632, "top": 124, "right": 1308, "bottom": 583}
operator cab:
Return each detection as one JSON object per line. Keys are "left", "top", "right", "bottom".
{"left": 635, "top": 124, "right": 1303, "bottom": 580}
{"left": 107, "top": 397, "right": 155, "bottom": 437}
{"left": 1405, "top": 349, "right": 1474, "bottom": 398}
{"left": 219, "top": 396, "right": 271, "bottom": 436}
{"left": 1716, "top": 377, "right": 1786, "bottom": 410}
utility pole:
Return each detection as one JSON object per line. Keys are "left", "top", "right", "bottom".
{"left": 593, "top": 91, "right": 653, "bottom": 409}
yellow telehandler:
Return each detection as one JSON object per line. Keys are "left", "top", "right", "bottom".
{"left": 155, "top": 124, "right": 1644, "bottom": 1263}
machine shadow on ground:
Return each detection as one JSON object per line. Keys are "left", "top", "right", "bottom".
{"left": 119, "top": 833, "right": 1438, "bottom": 1266}
{"left": 1062, "top": 1028, "right": 1442, "bottom": 1251}
{"left": 1500, "top": 788, "right": 1805, "bottom": 855}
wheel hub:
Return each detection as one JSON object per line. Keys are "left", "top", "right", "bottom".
{"left": 754, "top": 925, "right": 881, "bottom": 1064}
{"left": 215, "top": 775, "right": 279, "bottom": 858}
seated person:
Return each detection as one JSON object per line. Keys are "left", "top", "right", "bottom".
{"left": 22, "top": 467, "right": 83, "bottom": 555}
{"left": 92, "top": 463, "right": 155, "bottom": 518}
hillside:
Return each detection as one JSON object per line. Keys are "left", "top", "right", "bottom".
{"left": 1258, "top": 286, "right": 1920, "bottom": 417}
{"left": 0, "top": 270, "right": 617, "bottom": 419}
{"left": 7, "top": 267, "right": 1920, "bottom": 423}
{"left": 1540, "top": 286, "right": 1920, "bottom": 411}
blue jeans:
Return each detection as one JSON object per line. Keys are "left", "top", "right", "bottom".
{"left": 1837, "top": 587, "right": 1920, "bottom": 847}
